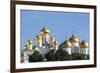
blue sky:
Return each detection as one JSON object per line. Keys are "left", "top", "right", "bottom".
{"left": 20, "top": 9, "right": 90, "bottom": 50}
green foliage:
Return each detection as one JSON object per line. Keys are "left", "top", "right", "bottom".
{"left": 28, "top": 49, "right": 89, "bottom": 62}
{"left": 55, "top": 49, "right": 72, "bottom": 61}
{"left": 72, "top": 53, "right": 89, "bottom": 60}
{"left": 29, "top": 51, "right": 44, "bottom": 62}
{"left": 45, "top": 49, "right": 56, "bottom": 61}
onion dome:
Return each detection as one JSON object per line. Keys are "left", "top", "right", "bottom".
{"left": 63, "top": 40, "right": 72, "bottom": 48}
{"left": 80, "top": 40, "right": 89, "bottom": 48}
{"left": 36, "top": 35, "right": 42, "bottom": 39}
{"left": 51, "top": 36, "right": 56, "bottom": 42}
{"left": 26, "top": 40, "right": 32, "bottom": 45}
{"left": 40, "top": 31, "right": 44, "bottom": 37}
{"left": 69, "top": 34, "right": 79, "bottom": 43}
{"left": 41, "top": 26, "right": 50, "bottom": 33}
{"left": 35, "top": 35, "right": 42, "bottom": 43}
{"left": 24, "top": 44, "right": 29, "bottom": 51}
{"left": 27, "top": 40, "right": 32, "bottom": 45}
{"left": 54, "top": 40, "right": 58, "bottom": 45}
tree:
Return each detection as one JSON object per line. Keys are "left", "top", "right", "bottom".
{"left": 29, "top": 50, "right": 44, "bottom": 62}
{"left": 45, "top": 49, "right": 56, "bottom": 61}
{"left": 72, "top": 53, "right": 89, "bottom": 60}
{"left": 55, "top": 49, "right": 72, "bottom": 61}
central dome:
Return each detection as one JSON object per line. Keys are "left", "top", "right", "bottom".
{"left": 41, "top": 26, "right": 50, "bottom": 33}
{"left": 69, "top": 34, "right": 79, "bottom": 42}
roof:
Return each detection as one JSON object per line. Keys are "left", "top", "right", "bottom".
{"left": 69, "top": 34, "right": 79, "bottom": 42}
{"left": 40, "top": 26, "right": 50, "bottom": 33}
{"left": 80, "top": 40, "right": 89, "bottom": 48}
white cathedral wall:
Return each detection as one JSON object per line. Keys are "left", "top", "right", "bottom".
{"left": 23, "top": 50, "right": 31, "bottom": 63}
{"left": 71, "top": 46, "right": 78, "bottom": 54}
{"left": 45, "top": 34, "right": 50, "bottom": 44}
{"left": 79, "top": 48, "right": 88, "bottom": 54}
{"left": 67, "top": 48, "right": 71, "bottom": 55}
{"left": 63, "top": 48, "right": 71, "bottom": 55}
{"left": 71, "top": 42, "right": 79, "bottom": 54}
{"left": 41, "top": 47, "right": 50, "bottom": 55}
{"left": 55, "top": 45, "right": 58, "bottom": 50}
{"left": 29, "top": 44, "right": 32, "bottom": 50}
{"left": 80, "top": 48, "right": 84, "bottom": 54}
{"left": 35, "top": 46, "right": 50, "bottom": 55}
{"left": 42, "top": 37, "right": 46, "bottom": 46}
{"left": 85, "top": 48, "right": 88, "bottom": 55}
{"left": 73, "top": 42, "right": 79, "bottom": 47}
{"left": 39, "top": 39, "right": 42, "bottom": 47}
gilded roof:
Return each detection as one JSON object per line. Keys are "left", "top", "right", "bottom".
{"left": 26, "top": 40, "right": 32, "bottom": 45}
{"left": 40, "top": 26, "right": 50, "bottom": 33}
{"left": 80, "top": 40, "right": 89, "bottom": 48}
{"left": 69, "top": 34, "right": 79, "bottom": 42}
{"left": 63, "top": 40, "right": 72, "bottom": 48}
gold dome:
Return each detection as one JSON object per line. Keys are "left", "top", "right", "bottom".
{"left": 36, "top": 35, "right": 42, "bottom": 39}
{"left": 35, "top": 35, "right": 42, "bottom": 43}
{"left": 41, "top": 26, "right": 50, "bottom": 33}
{"left": 69, "top": 34, "right": 79, "bottom": 42}
{"left": 26, "top": 40, "right": 32, "bottom": 45}
{"left": 54, "top": 40, "right": 58, "bottom": 45}
{"left": 81, "top": 40, "right": 89, "bottom": 48}
{"left": 27, "top": 40, "right": 32, "bottom": 44}
{"left": 64, "top": 40, "right": 72, "bottom": 48}
{"left": 51, "top": 36, "right": 56, "bottom": 42}
{"left": 40, "top": 31, "right": 44, "bottom": 36}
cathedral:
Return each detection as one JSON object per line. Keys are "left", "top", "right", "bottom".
{"left": 23, "top": 26, "right": 58, "bottom": 63}
{"left": 59, "top": 34, "right": 89, "bottom": 55}
{"left": 23, "top": 26, "right": 89, "bottom": 63}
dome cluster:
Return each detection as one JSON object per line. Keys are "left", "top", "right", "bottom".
{"left": 22, "top": 26, "right": 89, "bottom": 63}
{"left": 59, "top": 34, "right": 89, "bottom": 49}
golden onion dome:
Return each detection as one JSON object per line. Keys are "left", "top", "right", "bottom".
{"left": 26, "top": 41, "right": 29, "bottom": 45}
{"left": 36, "top": 35, "right": 42, "bottom": 39}
{"left": 51, "top": 36, "right": 56, "bottom": 42}
{"left": 41, "top": 26, "right": 50, "bottom": 33}
{"left": 54, "top": 40, "right": 58, "bottom": 45}
{"left": 27, "top": 40, "right": 32, "bottom": 45}
{"left": 40, "top": 31, "right": 44, "bottom": 36}
{"left": 64, "top": 40, "right": 72, "bottom": 48}
{"left": 69, "top": 34, "right": 79, "bottom": 42}
{"left": 81, "top": 40, "right": 89, "bottom": 48}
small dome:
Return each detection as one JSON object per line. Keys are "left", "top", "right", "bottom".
{"left": 26, "top": 40, "right": 32, "bottom": 45}
{"left": 51, "top": 36, "right": 56, "bottom": 42}
{"left": 54, "top": 40, "right": 58, "bottom": 45}
{"left": 40, "top": 31, "right": 44, "bottom": 36}
{"left": 36, "top": 35, "right": 42, "bottom": 39}
{"left": 81, "top": 40, "right": 89, "bottom": 48}
{"left": 69, "top": 34, "right": 79, "bottom": 42}
{"left": 64, "top": 40, "right": 72, "bottom": 48}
